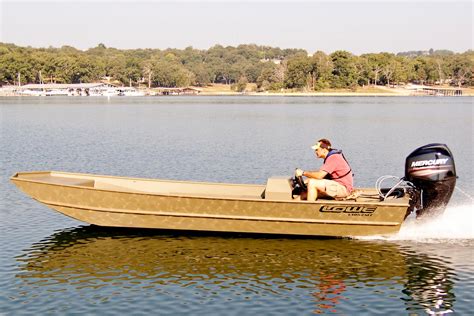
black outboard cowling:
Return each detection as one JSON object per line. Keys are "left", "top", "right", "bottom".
{"left": 405, "top": 143, "right": 456, "bottom": 218}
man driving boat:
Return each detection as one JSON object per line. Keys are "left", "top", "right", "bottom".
{"left": 296, "top": 139, "right": 353, "bottom": 201}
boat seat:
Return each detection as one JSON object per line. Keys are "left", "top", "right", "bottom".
{"left": 264, "top": 177, "right": 293, "bottom": 201}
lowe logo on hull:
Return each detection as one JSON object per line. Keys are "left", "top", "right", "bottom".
{"left": 410, "top": 158, "right": 449, "bottom": 168}
{"left": 319, "top": 206, "right": 377, "bottom": 214}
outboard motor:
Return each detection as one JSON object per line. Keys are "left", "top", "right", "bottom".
{"left": 405, "top": 143, "right": 456, "bottom": 218}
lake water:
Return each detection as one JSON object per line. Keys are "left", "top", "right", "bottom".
{"left": 1, "top": 96, "right": 473, "bottom": 315}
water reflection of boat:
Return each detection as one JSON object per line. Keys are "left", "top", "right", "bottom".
{"left": 15, "top": 226, "right": 456, "bottom": 314}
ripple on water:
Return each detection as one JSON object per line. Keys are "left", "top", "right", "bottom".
{"left": 2, "top": 97, "right": 473, "bottom": 314}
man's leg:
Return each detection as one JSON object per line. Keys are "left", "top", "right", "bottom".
{"left": 307, "top": 179, "right": 326, "bottom": 201}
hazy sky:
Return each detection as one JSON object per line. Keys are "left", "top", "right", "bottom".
{"left": 1, "top": 0, "right": 472, "bottom": 55}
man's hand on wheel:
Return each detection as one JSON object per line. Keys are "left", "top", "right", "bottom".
{"left": 295, "top": 168, "right": 304, "bottom": 177}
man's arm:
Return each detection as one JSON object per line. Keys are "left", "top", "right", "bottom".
{"left": 303, "top": 170, "right": 328, "bottom": 179}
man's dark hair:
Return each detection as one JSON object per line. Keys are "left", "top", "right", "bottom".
{"left": 318, "top": 138, "right": 332, "bottom": 149}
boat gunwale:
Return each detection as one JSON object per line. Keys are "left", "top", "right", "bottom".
{"left": 12, "top": 170, "right": 266, "bottom": 188}
{"left": 10, "top": 171, "right": 410, "bottom": 207}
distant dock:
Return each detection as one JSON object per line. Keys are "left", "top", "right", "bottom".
{"left": 410, "top": 85, "right": 463, "bottom": 96}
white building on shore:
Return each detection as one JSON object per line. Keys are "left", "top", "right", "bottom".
{"left": 1, "top": 83, "right": 145, "bottom": 97}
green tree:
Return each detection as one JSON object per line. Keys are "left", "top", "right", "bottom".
{"left": 377, "top": 53, "right": 400, "bottom": 86}
{"left": 362, "top": 53, "right": 390, "bottom": 85}
{"left": 330, "top": 50, "right": 357, "bottom": 88}
{"left": 0, "top": 51, "right": 33, "bottom": 84}
{"left": 1, "top": 42, "right": 472, "bottom": 89}
{"left": 410, "top": 57, "right": 428, "bottom": 84}
{"left": 256, "top": 62, "right": 285, "bottom": 91}
{"left": 187, "top": 62, "right": 211, "bottom": 86}
{"left": 284, "top": 56, "right": 312, "bottom": 89}
{"left": 392, "top": 56, "right": 409, "bottom": 85}
{"left": 232, "top": 76, "right": 248, "bottom": 92}
{"left": 151, "top": 57, "right": 195, "bottom": 87}
{"left": 447, "top": 53, "right": 474, "bottom": 87}
{"left": 310, "top": 51, "right": 333, "bottom": 90}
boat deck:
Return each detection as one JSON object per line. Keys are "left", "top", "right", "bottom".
{"left": 11, "top": 171, "right": 402, "bottom": 204}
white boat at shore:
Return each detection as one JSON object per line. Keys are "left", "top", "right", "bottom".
{"left": 14, "top": 83, "right": 123, "bottom": 97}
{"left": 118, "top": 87, "right": 146, "bottom": 96}
{"left": 19, "top": 89, "right": 46, "bottom": 96}
{"left": 89, "top": 87, "right": 120, "bottom": 96}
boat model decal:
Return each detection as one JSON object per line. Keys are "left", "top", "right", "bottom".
{"left": 319, "top": 205, "right": 377, "bottom": 216}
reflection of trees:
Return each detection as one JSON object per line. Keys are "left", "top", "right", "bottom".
{"left": 14, "top": 226, "right": 457, "bottom": 314}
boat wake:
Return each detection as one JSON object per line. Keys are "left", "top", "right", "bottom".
{"left": 358, "top": 203, "right": 474, "bottom": 241}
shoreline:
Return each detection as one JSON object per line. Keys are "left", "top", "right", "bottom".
{"left": 202, "top": 91, "right": 410, "bottom": 97}
{"left": 1, "top": 93, "right": 472, "bottom": 97}
{"left": 199, "top": 84, "right": 473, "bottom": 97}
{"left": 1, "top": 85, "right": 472, "bottom": 97}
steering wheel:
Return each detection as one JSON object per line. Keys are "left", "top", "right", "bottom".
{"left": 294, "top": 174, "right": 307, "bottom": 191}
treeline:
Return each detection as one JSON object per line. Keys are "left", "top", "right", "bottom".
{"left": 1, "top": 42, "right": 472, "bottom": 91}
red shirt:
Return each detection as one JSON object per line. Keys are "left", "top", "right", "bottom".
{"left": 321, "top": 154, "right": 353, "bottom": 193}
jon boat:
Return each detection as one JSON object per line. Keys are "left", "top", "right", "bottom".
{"left": 11, "top": 144, "right": 456, "bottom": 237}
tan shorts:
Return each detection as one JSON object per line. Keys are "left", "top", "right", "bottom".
{"left": 321, "top": 179, "right": 349, "bottom": 198}
{"left": 307, "top": 179, "right": 349, "bottom": 198}
{"left": 306, "top": 179, "right": 350, "bottom": 199}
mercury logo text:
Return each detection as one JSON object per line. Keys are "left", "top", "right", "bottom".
{"left": 411, "top": 158, "right": 449, "bottom": 168}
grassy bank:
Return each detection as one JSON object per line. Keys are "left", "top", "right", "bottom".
{"left": 199, "top": 84, "right": 474, "bottom": 96}
{"left": 199, "top": 84, "right": 401, "bottom": 96}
